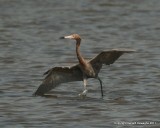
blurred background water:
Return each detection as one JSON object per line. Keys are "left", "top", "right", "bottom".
{"left": 0, "top": 0, "right": 160, "bottom": 127}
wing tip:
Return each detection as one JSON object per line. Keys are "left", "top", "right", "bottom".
{"left": 33, "top": 83, "right": 49, "bottom": 97}
{"left": 33, "top": 90, "right": 45, "bottom": 97}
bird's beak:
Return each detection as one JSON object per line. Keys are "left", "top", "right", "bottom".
{"left": 59, "top": 35, "right": 74, "bottom": 39}
{"left": 59, "top": 36, "right": 65, "bottom": 39}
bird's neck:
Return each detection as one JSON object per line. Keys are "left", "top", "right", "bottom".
{"left": 76, "top": 40, "right": 86, "bottom": 66}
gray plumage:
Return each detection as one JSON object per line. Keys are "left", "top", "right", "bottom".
{"left": 34, "top": 48, "right": 135, "bottom": 96}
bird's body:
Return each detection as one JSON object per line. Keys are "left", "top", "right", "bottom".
{"left": 34, "top": 34, "right": 135, "bottom": 97}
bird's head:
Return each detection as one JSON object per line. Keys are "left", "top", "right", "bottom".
{"left": 60, "top": 34, "right": 81, "bottom": 41}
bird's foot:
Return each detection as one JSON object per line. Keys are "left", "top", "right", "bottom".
{"left": 78, "top": 89, "right": 88, "bottom": 99}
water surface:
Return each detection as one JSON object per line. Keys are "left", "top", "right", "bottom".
{"left": 0, "top": 0, "right": 160, "bottom": 127}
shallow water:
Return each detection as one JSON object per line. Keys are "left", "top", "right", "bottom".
{"left": 0, "top": 0, "right": 160, "bottom": 127}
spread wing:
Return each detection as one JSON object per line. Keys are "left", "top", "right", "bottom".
{"left": 34, "top": 65, "right": 83, "bottom": 96}
{"left": 90, "top": 48, "right": 135, "bottom": 75}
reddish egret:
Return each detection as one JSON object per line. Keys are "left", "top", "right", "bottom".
{"left": 34, "top": 34, "right": 135, "bottom": 98}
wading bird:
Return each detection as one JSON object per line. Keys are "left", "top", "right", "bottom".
{"left": 34, "top": 34, "right": 135, "bottom": 98}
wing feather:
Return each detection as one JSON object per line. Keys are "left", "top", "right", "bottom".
{"left": 90, "top": 48, "right": 135, "bottom": 75}
{"left": 34, "top": 65, "right": 83, "bottom": 96}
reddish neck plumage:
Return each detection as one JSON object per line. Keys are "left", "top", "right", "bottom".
{"left": 76, "top": 39, "right": 86, "bottom": 66}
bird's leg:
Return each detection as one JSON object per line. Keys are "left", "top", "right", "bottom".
{"left": 79, "top": 76, "right": 88, "bottom": 98}
{"left": 97, "top": 76, "right": 104, "bottom": 98}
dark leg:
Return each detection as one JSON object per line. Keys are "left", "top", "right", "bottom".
{"left": 97, "top": 77, "right": 104, "bottom": 98}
